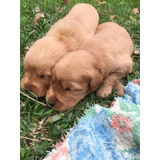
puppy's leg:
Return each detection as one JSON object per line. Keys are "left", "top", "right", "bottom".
{"left": 113, "top": 80, "right": 124, "bottom": 95}
{"left": 97, "top": 55, "right": 133, "bottom": 98}
{"left": 112, "top": 55, "right": 133, "bottom": 96}
{"left": 96, "top": 73, "right": 123, "bottom": 98}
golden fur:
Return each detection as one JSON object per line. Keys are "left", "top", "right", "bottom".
{"left": 46, "top": 22, "right": 133, "bottom": 111}
{"left": 21, "top": 3, "right": 99, "bottom": 97}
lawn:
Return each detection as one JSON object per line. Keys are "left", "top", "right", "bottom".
{"left": 20, "top": 0, "right": 140, "bottom": 159}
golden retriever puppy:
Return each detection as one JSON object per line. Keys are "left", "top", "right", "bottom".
{"left": 46, "top": 22, "right": 133, "bottom": 111}
{"left": 20, "top": 3, "right": 99, "bottom": 97}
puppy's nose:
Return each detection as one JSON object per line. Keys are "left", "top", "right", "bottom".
{"left": 47, "top": 102, "right": 55, "bottom": 107}
{"left": 24, "top": 88, "right": 30, "bottom": 93}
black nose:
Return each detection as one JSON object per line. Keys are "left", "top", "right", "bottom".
{"left": 47, "top": 102, "right": 55, "bottom": 107}
{"left": 24, "top": 88, "right": 29, "bottom": 93}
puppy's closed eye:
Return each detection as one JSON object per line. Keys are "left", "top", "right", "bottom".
{"left": 39, "top": 74, "right": 51, "bottom": 80}
{"left": 64, "top": 83, "right": 83, "bottom": 92}
{"left": 65, "top": 88, "right": 71, "bottom": 91}
{"left": 40, "top": 75, "right": 45, "bottom": 79}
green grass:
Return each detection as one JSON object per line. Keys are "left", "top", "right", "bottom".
{"left": 20, "top": 0, "right": 140, "bottom": 159}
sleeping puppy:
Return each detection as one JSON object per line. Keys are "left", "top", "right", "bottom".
{"left": 20, "top": 3, "right": 99, "bottom": 97}
{"left": 46, "top": 22, "right": 133, "bottom": 111}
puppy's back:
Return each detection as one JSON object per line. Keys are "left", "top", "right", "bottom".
{"left": 95, "top": 22, "right": 133, "bottom": 56}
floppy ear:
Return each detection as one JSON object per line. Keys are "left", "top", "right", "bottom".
{"left": 89, "top": 69, "right": 103, "bottom": 91}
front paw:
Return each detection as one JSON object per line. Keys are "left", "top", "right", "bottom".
{"left": 117, "top": 88, "right": 124, "bottom": 95}
{"left": 114, "top": 82, "right": 124, "bottom": 96}
{"left": 96, "top": 88, "right": 112, "bottom": 98}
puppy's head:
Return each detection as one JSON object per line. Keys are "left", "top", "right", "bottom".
{"left": 46, "top": 50, "right": 103, "bottom": 111}
{"left": 21, "top": 36, "right": 67, "bottom": 97}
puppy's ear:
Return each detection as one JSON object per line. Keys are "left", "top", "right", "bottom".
{"left": 89, "top": 69, "right": 103, "bottom": 91}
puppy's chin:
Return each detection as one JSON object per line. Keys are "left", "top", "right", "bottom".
{"left": 32, "top": 91, "right": 46, "bottom": 98}
{"left": 53, "top": 105, "right": 75, "bottom": 112}
{"left": 21, "top": 86, "right": 46, "bottom": 98}
{"left": 46, "top": 100, "right": 71, "bottom": 111}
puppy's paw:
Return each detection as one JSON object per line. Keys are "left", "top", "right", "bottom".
{"left": 117, "top": 88, "right": 124, "bottom": 95}
{"left": 96, "top": 88, "right": 112, "bottom": 98}
{"left": 114, "top": 82, "right": 124, "bottom": 96}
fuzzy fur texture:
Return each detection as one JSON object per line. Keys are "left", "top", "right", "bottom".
{"left": 21, "top": 3, "right": 99, "bottom": 97}
{"left": 46, "top": 22, "right": 133, "bottom": 111}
